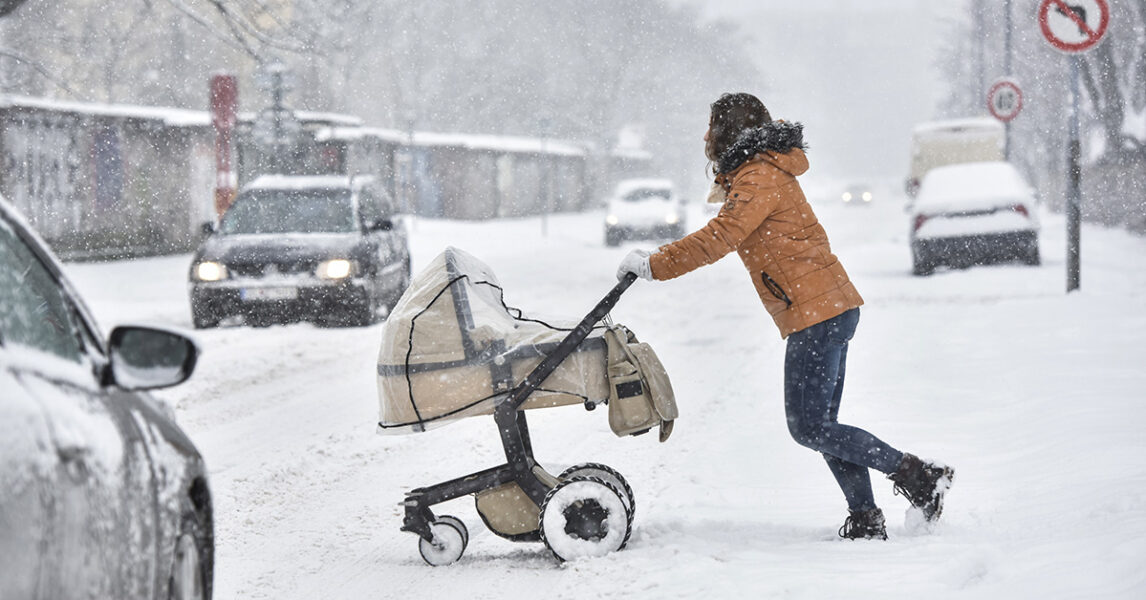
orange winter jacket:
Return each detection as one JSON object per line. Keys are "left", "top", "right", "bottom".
{"left": 649, "top": 123, "right": 863, "bottom": 338}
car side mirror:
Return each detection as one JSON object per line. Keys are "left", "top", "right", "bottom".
{"left": 107, "top": 325, "right": 199, "bottom": 391}
{"left": 371, "top": 218, "right": 394, "bottom": 231}
{"left": 200, "top": 221, "right": 217, "bottom": 236}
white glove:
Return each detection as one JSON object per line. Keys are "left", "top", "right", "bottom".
{"left": 617, "top": 249, "right": 654, "bottom": 281}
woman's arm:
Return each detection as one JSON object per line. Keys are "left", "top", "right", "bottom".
{"left": 650, "top": 169, "right": 782, "bottom": 280}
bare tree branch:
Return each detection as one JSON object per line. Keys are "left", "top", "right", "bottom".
{"left": 159, "top": 0, "right": 257, "bottom": 57}
{"left": 202, "top": 0, "right": 315, "bottom": 56}
{"left": 0, "top": 49, "right": 85, "bottom": 99}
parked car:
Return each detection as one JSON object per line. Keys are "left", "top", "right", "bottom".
{"left": 0, "top": 196, "right": 212, "bottom": 599}
{"left": 604, "top": 178, "right": 687, "bottom": 246}
{"left": 841, "top": 183, "right": 874, "bottom": 206}
{"left": 909, "top": 161, "right": 1040, "bottom": 276}
{"left": 189, "top": 174, "right": 411, "bottom": 328}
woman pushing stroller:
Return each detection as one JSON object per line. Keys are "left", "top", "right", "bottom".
{"left": 616, "top": 92, "right": 954, "bottom": 540}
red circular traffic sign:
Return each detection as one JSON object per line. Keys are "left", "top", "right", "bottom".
{"left": 1038, "top": 0, "right": 1109, "bottom": 53}
{"left": 987, "top": 79, "right": 1023, "bottom": 122}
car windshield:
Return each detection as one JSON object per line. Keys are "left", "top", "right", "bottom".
{"left": 219, "top": 188, "right": 356, "bottom": 234}
{"left": 622, "top": 189, "right": 670, "bottom": 202}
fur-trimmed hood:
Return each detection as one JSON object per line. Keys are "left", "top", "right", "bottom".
{"left": 717, "top": 121, "right": 806, "bottom": 175}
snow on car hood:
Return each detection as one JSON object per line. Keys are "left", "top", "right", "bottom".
{"left": 197, "top": 232, "right": 363, "bottom": 262}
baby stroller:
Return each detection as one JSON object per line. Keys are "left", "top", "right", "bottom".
{"left": 376, "top": 248, "right": 677, "bottom": 564}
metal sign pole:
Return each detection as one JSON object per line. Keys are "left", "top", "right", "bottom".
{"left": 1038, "top": 0, "right": 1110, "bottom": 292}
{"left": 1066, "top": 56, "right": 1082, "bottom": 292}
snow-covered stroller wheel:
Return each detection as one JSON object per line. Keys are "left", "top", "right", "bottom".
{"left": 418, "top": 519, "right": 467, "bottom": 566}
{"left": 558, "top": 463, "right": 635, "bottom": 518}
{"left": 435, "top": 515, "right": 469, "bottom": 546}
{"left": 540, "top": 477, "right": 631, "bottom": 562}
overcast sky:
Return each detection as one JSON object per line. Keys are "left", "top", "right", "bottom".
{"left": 677, "top": 0, "right": 968, "bottom": 187}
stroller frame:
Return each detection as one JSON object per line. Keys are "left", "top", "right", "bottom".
{"left": 400, "top": 273, "right": 637, "bottom": 554}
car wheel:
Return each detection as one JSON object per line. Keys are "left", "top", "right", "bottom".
{"left": 605, "top": 228, "right": 622, "bottom": 247}
{"left": 191, "top": 308, "right": 219, "bottom": 329}
{"left": 169, "top": 511, "right": 211, "bottom": 600}
{"left": 334, "top": 298, "right": 377, "bottom": 328}
{"left": 911, "top": 243, "right": 934, "bottom": 276}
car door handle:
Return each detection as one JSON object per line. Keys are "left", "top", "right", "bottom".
{"left": 56, "top": 444, "right": 93, "bottom": 480}
{"left": 57, "top": 444, "right": 90, "bottom": 463}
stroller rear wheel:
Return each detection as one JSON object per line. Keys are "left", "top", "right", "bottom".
{"left": 558, "top": 463, "right": 635, "bottom": 519}
{"left": 418, "top": 518, "right": 468, "bottom": 566}
{"left": 540, "top": 477, "right": 631, "bottom": 562}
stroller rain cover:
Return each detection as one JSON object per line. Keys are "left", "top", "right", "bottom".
{"left": 376, "top": 247, "right": 610, "bottom": 434}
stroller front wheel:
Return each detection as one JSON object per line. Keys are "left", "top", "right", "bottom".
{"left": 434, "top": 515, "right": 469, "bottom": 547}
{"left": 418, "top": 519, "right": 468, "bottom": 566}
{"left": 540, "top": 477, "right": 631, "bottom": 562}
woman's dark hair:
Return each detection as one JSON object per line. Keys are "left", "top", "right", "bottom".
{"left": 706, "top": 92, "right": 772, "bottom": 165}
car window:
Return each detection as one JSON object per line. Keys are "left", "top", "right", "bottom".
{"left": 0, "top": 220, "right": 85, "bottom": 362}
{"left": 219, "top": 188, "right": 356, "bottom": 234}
{"left": 623, "top": 189, "right": 671, "bottom": 202}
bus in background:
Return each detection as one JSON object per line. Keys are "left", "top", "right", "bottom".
{"left": 906, "top": 117, "right": 1005, "bottom": 198}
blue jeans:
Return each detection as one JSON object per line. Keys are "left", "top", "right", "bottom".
{"left": 784, "top": 308, "right": 903, "bottom": 512}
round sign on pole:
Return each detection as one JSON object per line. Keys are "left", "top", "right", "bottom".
{"left": 1038, "top": 0, "right": 1110, "bottom": 53}
{"left": 988, "top": 79, "right": 1023, "bottom": 122}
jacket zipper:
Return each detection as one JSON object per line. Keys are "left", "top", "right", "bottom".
{"left": 760, "top": 271, "right": 793, "bottom": 306}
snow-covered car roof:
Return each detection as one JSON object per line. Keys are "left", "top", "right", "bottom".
{"left": 914, "top": 161, "right": 1032, "bottom": 212}
{"left": 612, "top": 178, "right": 674, "bottom": 196}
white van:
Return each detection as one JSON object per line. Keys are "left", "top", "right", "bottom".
{"left": 906, "top": 117, "right": 1004, "bottom": 198}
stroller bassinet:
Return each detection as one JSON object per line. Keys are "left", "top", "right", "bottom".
{"left": 376, "top": 248, "right": 676, "bottom": 564}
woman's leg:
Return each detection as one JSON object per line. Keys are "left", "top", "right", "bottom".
{"left": 784, "top": 308, "right": 903, "bottom": 510}
{"left": 821, "top": 341, "right": 877, "bottom": 510}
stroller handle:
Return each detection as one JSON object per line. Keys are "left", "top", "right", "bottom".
{"left": 504, "top": 272, "right": 638, "bottom": 411}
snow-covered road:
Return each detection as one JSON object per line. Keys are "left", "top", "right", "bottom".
{"left": 66, "top": 189, "right": 1146, "bottom": 599}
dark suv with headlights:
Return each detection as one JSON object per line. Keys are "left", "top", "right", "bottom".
{"left": 189, "top": 174, "right": 411, "bottom": 328}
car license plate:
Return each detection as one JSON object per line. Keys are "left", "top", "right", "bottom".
{"left": 241, "top": 287, "right": 298, "bottom": 301}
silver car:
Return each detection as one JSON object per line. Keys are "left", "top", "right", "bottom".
{"left": 603, "top": 178, "right": 687, "bottom": 246}
{"left": 0, "top": 196, "right": 212, "bottom": 599}
{"left": 909, "top": 161, "right": 1040, "bottom": 276}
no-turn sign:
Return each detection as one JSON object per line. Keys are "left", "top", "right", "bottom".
{"left": 988, "top": 79, "right": 1023, "bottom": 122}
{"left": 1038, "top": 0, "right": 1110, "bottom": 53}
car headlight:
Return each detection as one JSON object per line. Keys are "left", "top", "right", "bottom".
{"left": 194, "top": 261, "right": 227, "bottom": 282}
{"left": 842, "top": 192, "right": 852, "bottom": 202}
{"left": 316, "top": 259, "right": 354, "bottom": 279}
{"left": 605, "top": 214, "right": 619, "bottom": 225}
{"left": 862, "top": 192, "right": 873, "bottom": 202}
{"left": 664, "top": 212, "right": 680, "bottom": 225}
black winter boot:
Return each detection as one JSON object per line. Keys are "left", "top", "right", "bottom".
{"left": 838, "top": 508, "right": 888, "bottom": 540}
{"left": 888, "top": 453, "right": 954, "bottom": 522}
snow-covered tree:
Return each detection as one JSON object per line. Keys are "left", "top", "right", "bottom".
{"left": 937, "top": 0, "right": 1146, "bottom": 231}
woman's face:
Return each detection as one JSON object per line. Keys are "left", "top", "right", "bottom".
{"left": 701, "top": 115, "right": 710, "bottom": 160}
{"left": 704, "top": 120, "right": 717, "bottom": 162}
